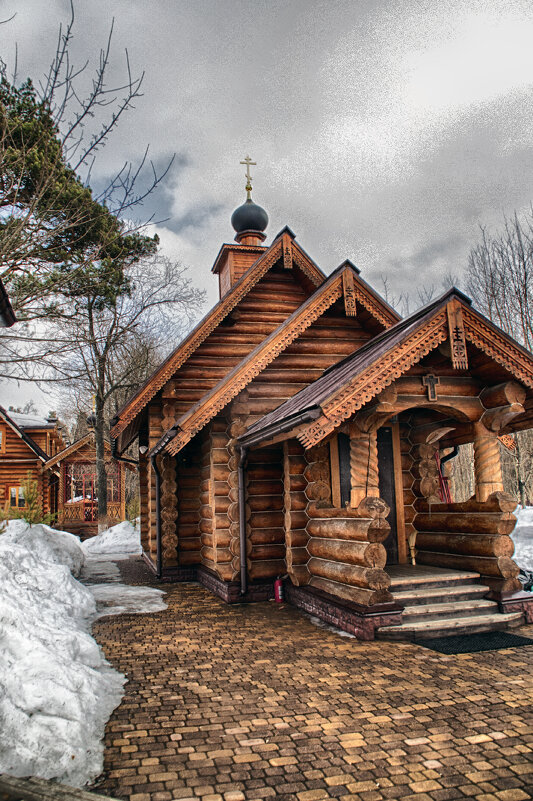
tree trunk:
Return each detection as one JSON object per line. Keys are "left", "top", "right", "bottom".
{"left": 95, "top": 393, "right": 108, "bottom": 533}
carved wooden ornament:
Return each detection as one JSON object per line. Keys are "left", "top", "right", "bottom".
{"left": 447, "top": 299, "right": 468, "bottom": 370}
{"left": 342, "top": 269, "right": 357, "bottom": 317}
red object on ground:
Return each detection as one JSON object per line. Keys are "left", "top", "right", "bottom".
{"left": 274, "top": 577, "right": 284, "bottom": 603}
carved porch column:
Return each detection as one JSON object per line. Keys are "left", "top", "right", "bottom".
{"left": 349, "top": 423, "right": 379, "bottom": 508}
{"left": 473, "top": 422, "right": 503, "bottom": 503}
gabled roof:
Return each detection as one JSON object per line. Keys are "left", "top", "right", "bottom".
{"left": 44, "top": 432, "right": 112, "bottom": 469}
{"left": 110, "top": 229, "right": 325, "bottom": 441}
{"left": 0, "top": 406, "right": 48, "bottom": 461}
{"left": 155, "top": 261, "right": 369, "bottom": 455}
{"left": 240, "top": 288, "right": 533, "bottom": 449}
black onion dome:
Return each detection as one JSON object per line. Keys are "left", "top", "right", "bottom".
{"left": 231, "top": 198, "right": 268, "bottom": 234}
{"left": 86, "top": 412, "right": 97, "bottom": 428}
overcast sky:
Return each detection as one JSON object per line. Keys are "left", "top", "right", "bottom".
{"left": 2, "top": 0, "right": 533, "bottom": 412}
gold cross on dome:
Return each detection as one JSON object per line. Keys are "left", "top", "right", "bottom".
{"left": 240, "top": 155, "right": 256, "bottom": 198}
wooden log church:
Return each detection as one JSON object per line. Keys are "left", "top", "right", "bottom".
{"left": 111, "top": 166, "right": 533, "bottom": 639}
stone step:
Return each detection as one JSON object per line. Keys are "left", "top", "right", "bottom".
{"left": 401, "top": 598, "right": 499, "bottom": 622}
{"left": 393, "top": 583, "right": 491, "bottom": 606}
{"left": 388, "top": 570, "right": 480, "bottom": 592}
{"left": 377, "top": 611, "right": 524, "bottom": 641}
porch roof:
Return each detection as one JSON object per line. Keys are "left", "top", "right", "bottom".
{"left": 239, "top": 287, "right": 533, "bottom": 448}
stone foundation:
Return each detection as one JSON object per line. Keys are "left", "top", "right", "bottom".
{"left": 285, "top": 582, "right": 403, "bottom": 640}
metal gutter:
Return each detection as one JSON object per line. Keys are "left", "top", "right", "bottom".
{"left": 150, "top": 455, "right": 163, "bottom": 579}
{"left": 238, "top": 445, "right": 248, "bottom": 595}
{"left": 238, "top": 407, "right": 321, "bottom": 450}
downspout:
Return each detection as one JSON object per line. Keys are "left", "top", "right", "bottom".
{"left": 238, "top": 445, "right": 248, "bottom": 595}
{"left": 440, "top": 445, "right": 459, "bottom": 466}
{"left": 150, "top": 455, "right": 163, "bottom": 579}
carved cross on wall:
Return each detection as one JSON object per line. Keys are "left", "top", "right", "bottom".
{"left": 423, "top": 374, "right": 440, "bottom": 401}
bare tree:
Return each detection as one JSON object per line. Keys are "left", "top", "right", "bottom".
{"left": 51, "top": 254, "right": 204, "bottom": 528}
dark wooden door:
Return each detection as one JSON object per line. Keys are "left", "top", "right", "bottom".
{"left": 377, "top": 427, "right": 398, "bottom": 564}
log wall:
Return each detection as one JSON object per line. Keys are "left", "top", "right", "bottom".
{"left": 176, "top": 441, "right": 202, "bottom": 567}
{"left": 413, "top": 492, "right": 521, "bottom": 593}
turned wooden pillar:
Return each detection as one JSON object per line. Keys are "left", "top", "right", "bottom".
{"left": 349, "top": 424, "right": 379, "bottom": 508}
{"left": 474, "top": 423, "right": 503, "bottom": 503}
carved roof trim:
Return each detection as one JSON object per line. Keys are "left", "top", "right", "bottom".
{"left": 157, "top": 267, "right": 351, "bottom": 456}
{"left": 242, "top": 287, "right": 533, "bottom": 449}
{"left": 43, "top": 432, "right": 113, "bottom": 468}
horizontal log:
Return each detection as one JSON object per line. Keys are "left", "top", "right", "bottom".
{"left": 179, "top": 551, "right": 201, "bottom": 565}
{"left": 394, "top": 394, "right": 484, "bottom": 421}
{"left": 306, "top": 516, "right": 390, "bottom": 544}
{"left": 289, "top": 546, "right": 309, "bottom": 565}
{"left": 308, "top": 538, "right": 387, "bottom": 567}
{"left": 250, "top": 527, "right": 286, "bottom": 544}
{"left": 290, "top": 565, "right": 312, "bottom": 585}
{"left": 289, "top": 475, "right": 307, "bottom": 492}
{"left": 307, "top": 557, "right": 390, "bottom": 589}
{"left": 309, "top": 576, "right": 393, "bottom": 607}
{"left": 211, "top": 448, "right": 230, "bottom": 465}
{"left": 200, "top": 504, "right": 213, "bottom": 519}
{"left": 215, "top": 496, "right": 231, "bottom": 513}
{"left": 213, "top": 464, "right": 231, "bottom": 482}
{"left": 415, "top": 550, "right": 520, "bottom": 578}
{"left": 179, "top": 537, "right": 201, "bottom": 551}
{"left": 414, "top": 512, "right": 516, "bottom": 536}
{"left": 215, "top": 562, "right": 235, "bottom": 581}
{"left": 247, "top": 494, "right": 284, "bottom": 512}
{"left": 288, "top": 491, "right": 307, "bottom": 511}
{"left": 246, "top": 465, "right": 283, "bottom": 481}
{"left": 290, "top": 510, "right": 309, "bottom": 529}
{"left": 286, "top": 529, "right": 309, "bottom": 548}
{"left": 249, "top": 510, "right": 285, "bottom": 528}
{"left": 249, "top": 543, "right": 286, "bottom": 561}
{"left": 414, "top": 491, "right": 517, "bottom": 514}
{"left": 247, "top": 559, "right": 286, "bottom": 580}
{"left": 477, "top": 575, "right": 522, "bottom": 594}
{"left": 199, "top": 519, "right": 213, "bottom": 535}
{"left": 214, "top": 530, "right": 231, "bottom": 548}
{"left": 179, "top": 511, "right": 201, "bottom": 525}
{"left": 480, "top": 381, "right": 526, "bottom": 409}
{"left": 416, "top": 532, "right": 514, "bottom": 558}
{"left": 395, "top": 375, "right": 483, "bottom": 396}
{"left": 247, "top": 480, "right": 284, "bottom": 496}
{"left": 177, "top": 525, "right": 201, "bottom": 538}
{"left": 248, "top": 382, "right": 308, "bottom": 398}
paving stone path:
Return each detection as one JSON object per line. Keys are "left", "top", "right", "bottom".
{"left": 93, "top": 562, "right": 533, "bottom": 801}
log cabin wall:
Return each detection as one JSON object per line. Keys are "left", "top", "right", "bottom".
{"left": 413, "top": 493, "right": 521, "bottom": 594}
{"left": 246, "top": 444, "right": 286, "bottom": 582}
{"left": 139, "top": 453, "right": 153, "bottom": 561}
{"left": 279, "top": 438, "right": 393, "bottom": 606}
{"left": 199, "top": 424, "right": 214, "bottom": 573}
{"left": 176, "top": 438, "right": 202, "bottom": 569}
{"left": 0, "top": 424, "right": 43, "bottom": 513}
{"left": 210, "top": 416, "right": 234, "bottom": 581}
{"left": 283, "top": 440, "right": 310, "bottom": 586}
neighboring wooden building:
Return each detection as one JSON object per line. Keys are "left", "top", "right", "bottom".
{"left": 111, "top": 187, "right": 533, "bottom": 639}
{"left": 44, "top": 434, "right": 127, "bottom": 539}
{"left": 0, "top": 408, "right": 65, "bottom": 518}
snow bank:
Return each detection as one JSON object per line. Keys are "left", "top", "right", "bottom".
{"left": 512, "top": 506, "right": 533, "bottom": 573}
{"left": 82, "top": 519, "right": 141, "bottom": 556}
{"left": 0, "top": 520, "right": 125, "bottom": 786}
{"left": 1, "top": 519, "right": 85, "bottom": 575}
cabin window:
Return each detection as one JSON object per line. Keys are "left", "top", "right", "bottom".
{"left": 9, "top": 486, "right": 26, "bottom": 508}
{"left": 330, "top": 433, "right": 351, "bottom": 508}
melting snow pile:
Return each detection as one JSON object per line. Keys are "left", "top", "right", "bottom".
{"left": 512, "top": 506, "right": 533, "bottom": 573}
{"left": 82, "top": 519, "right": 141, "bottom": 556}
{"left": 0, "top": 520, "right": 125, "bottom": 786}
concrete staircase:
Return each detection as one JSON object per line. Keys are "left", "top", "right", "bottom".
{"left": 378, "top": 566, "right": 524, "bottom": 641}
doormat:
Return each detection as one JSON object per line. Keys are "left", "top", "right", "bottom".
{"left": 417, "top": 630, "right": 533, "bottom": 655}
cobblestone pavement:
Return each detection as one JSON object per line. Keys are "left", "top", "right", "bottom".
{"left": 93, "top": 566, "right": 533, "bottom": 801}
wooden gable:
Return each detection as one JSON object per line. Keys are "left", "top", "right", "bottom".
{"left": 111, "top": 231, "right": 326, "bottom": 452}
{"left": 153, "top": 262, "right": 398, "bottom": 456}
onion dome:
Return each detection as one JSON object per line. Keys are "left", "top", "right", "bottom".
{"left": 86, "top": 411, "right": 97, "bottom": 428}
{"left": 231, "top": 198, "right": 268, "bottom": 235}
